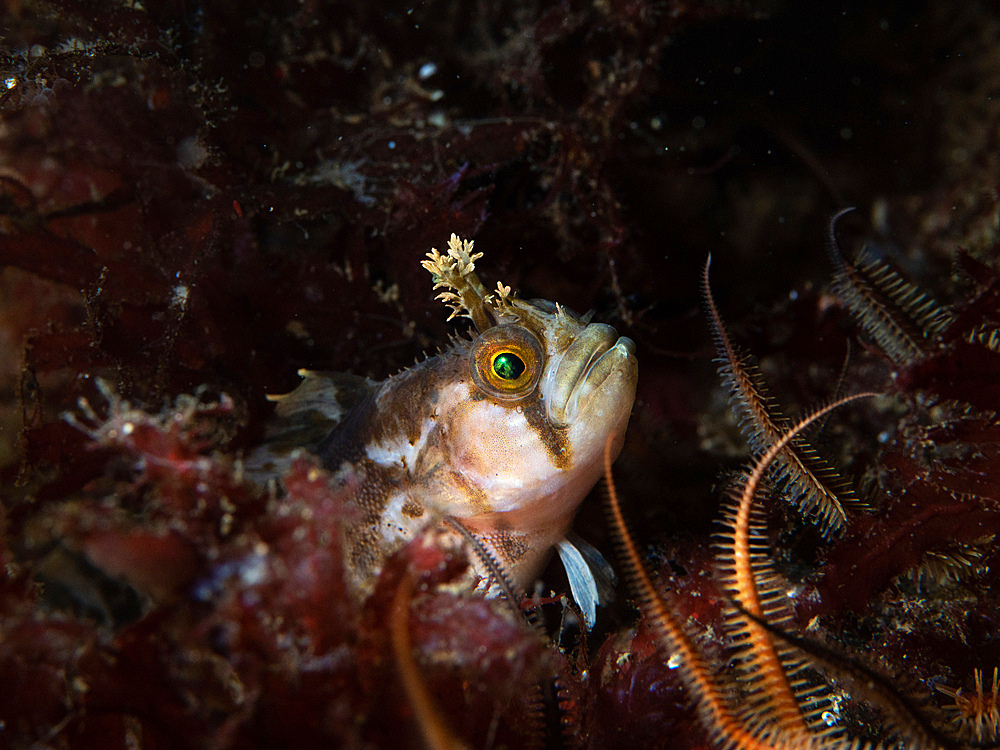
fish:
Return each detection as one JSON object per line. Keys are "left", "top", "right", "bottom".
{"left": 256, "top": 235, "right": 638, "bottom": 626}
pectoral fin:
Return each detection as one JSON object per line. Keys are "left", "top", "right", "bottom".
{"left": 556, "top": 535, "right": 616, "bottom": 629}
{"left": 567, "top": 532, "right": 617, "bottom": 602}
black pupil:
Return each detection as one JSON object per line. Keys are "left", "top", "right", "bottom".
{"left": 493, "top": 352, "right": 525, "bottom": 381}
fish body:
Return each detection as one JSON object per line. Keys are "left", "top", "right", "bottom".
{"left": 261, "top": 236, "right": 638, "bottom": 618}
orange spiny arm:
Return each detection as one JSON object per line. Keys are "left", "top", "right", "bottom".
{"left": 389, "top": 570, "right": 470, "bottom": 750}
{"left": 703, "top": 255, "right": 853, "bottom": 536}
{"left": 719, "top": 393, "right": 877, "bottom": 740}
{"left": 603, "top": 437, "right": 781, "bottom": 750}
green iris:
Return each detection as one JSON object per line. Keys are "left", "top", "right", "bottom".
{"left": 492, "top": 352, "right": 526, "bottom": 381}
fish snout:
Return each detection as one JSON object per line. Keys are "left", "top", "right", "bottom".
{"left": 544, "top": 324, "right": 638, "bottom": 427}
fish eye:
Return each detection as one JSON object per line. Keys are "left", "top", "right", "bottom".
{"left": 470, "top": 324, "right": 544, "bottom": 403}
{"left": 492, "top": 352, "right": 525, "bottom": 380}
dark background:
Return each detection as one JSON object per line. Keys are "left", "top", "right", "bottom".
{"left": 1, "top": 2, "right": 999, "bottom": 748}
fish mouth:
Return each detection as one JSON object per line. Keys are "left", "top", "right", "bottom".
{"left": 543, "top": 323, "right": 637, "bottom": 427}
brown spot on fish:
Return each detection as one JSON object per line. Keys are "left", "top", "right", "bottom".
{"left": 401, "top": 500, "right": 424, "bottom": 519}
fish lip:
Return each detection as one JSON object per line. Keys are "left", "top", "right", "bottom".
{"left": 544, "top": 325, "right": 636, "bottom": 426}
{"left": 564, "top": 336, "right": 637, "bottom": 422}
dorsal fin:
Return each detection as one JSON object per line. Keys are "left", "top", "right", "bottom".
{"left": 264, "top": 369, "right": 374, "bottom": 448}
{"left": 244, "top": 370, "right": 375, "bottom": 480}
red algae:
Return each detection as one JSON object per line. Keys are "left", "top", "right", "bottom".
{"left": 3, "top": 378, "right": 554, "bottom": 748}
{"left": 2, "top": 1, "right": 1000, "bottom": 748}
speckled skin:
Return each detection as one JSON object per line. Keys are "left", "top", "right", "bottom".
{"left": 312, "top": 299, "right": 638, "bottom": 595}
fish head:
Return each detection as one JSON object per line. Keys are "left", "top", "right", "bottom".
{"left": 447, "top": 299, "right": 637, "bottom": 522}
{"left": 423, "top": 237, "right": 638, "bottom": 581}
